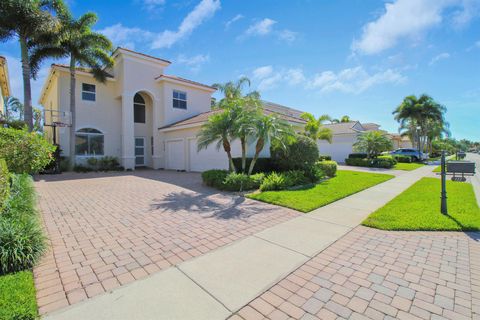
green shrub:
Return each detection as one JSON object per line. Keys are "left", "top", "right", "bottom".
{"left": 393, "top": 155, "right": 413, "bottom": 163}
{"left": 0, "top": 127, "right": 55, "bottom": 174}
{"left": 318, "top": 155, "right": 332, "bottom": 161}
{"left": 284, "top": 170, "right": 310, "bottom": 187}
{"left": 317, "top": 160, "right": 338, "bottom": 177}
{"left": 0, "top": 270, "right": 38, "bottom": 320}
{"left": 201, "top": 170, "right": 228, "bottom": 189}
{"left": 232, "top": 158, "right": 274, "bottom": 173}
{"left": 73, "top": 164, "right": 92, "bottom": 173}
{"left": 222, "top": 172, "right": 265, "bottom": 191}
{"left": 59, "top": 157, "right": 70, "bottom": 172}
{"left": 260, "top": 172, "right": 287, "bottom": 191}
{"left": 85, "top": 156, "right": 122, "bottom": 172}
{"left": 271, "top": 134, "right": 319, "bottom": 171}
{"left": 0, "top": 175, "right": 45, "bottom": 275}
{"left": 0, "top": 159, "right": 10, "bottom": 212}
{"left": 345, "top": 157, "right": 395, "bottom": 169}
{"left": 303, "top": 163, "right": 325, "bottom": 183}
{"left": 348, "top": 153, "right": 368, "bottom": 159}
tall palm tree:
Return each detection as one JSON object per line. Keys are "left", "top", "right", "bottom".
{"left": 331, "top": 115, "right": 351, "bottom": 123}
{"left": 3, "top": 96, "right": 24, "bottom": 121}
{"left": 300, "top": 112, "right": 333, "bottom": 143}
{"left": 0, "top": 0, "right": 64, "bottom": 131}
{"left": 393, "top": 94, "right": 446, "bottom": 153}
{"left": 248, "top": 114, "right": 294, "bottom": 175}
{"left": 212, "top": 77, "right": 261, "bottom": 172}
{"left": 33, "top": 9, "right": 114, "bottom": 167}
{"left": 197, "top": 110, "right": 237, "bottom": 172}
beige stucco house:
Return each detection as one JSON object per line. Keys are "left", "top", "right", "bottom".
{"left": 39, "top": 48, "right": 307, "bottom": 171}
{"left": 0, "top": 56, "right": 11, "bottom": 118}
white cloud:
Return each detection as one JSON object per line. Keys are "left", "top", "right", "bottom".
{"left": 152, "top": 0, "right": 221, "bottom": 49}
{"left": 278, "top": 29, "right": 298, "bottom": 43}
{"left": 245, "top": 18, "right": 277, "bottom": 36}
{"left": 451, "top": 0, "right": 480, "bottom": 28}
{"left": 352, "top": 0, "right": 479, "bottom": 55}
{"left": 308, "top": 66, "right": 406, "bottom": 94}
{"left": 176, "top": 53, "right": 210, "bottom": 72}
{"left": 429, "top": 52, "right": 450, "bottom": 65}
{"left": 286, "top": 68, "right": 305, "bottom": 85}
{"left": 225, "top": 14, "right": 243, "bottom": 29}
{"left": 99, "top": 23, "right": 154, "bottom": 50}
{"left": 252, "top": 65, "right": 273, "bottom": 79}
{"left": 141, "top": 0, "right": 165, "bottom": 11}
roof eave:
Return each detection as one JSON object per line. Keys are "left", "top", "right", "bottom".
{"left": 156, "top": 76, "right": 216, "bottom": 93}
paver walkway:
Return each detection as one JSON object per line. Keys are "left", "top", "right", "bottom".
{"left": 33, "top": 170, "right": 300, "bottom": 315}
{"left": 43, "top": 165, "right": 434, "bottom": 319}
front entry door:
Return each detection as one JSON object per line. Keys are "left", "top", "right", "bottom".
{"left": 135, "top": 137, "right": 145, "bottom": 166}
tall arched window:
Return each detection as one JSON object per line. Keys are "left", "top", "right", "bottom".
{"left": 75, "top": 128, "right": 104, "bottom": 156}
{"left": 134, "top": 93, "right": 146, "bottom": 123}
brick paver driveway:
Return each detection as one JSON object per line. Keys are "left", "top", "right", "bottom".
{"left": 233, "top": 226, "right": 480, "bottom": 320}
{"left": 33, "top": 170, "right": 300, "bottom": 315}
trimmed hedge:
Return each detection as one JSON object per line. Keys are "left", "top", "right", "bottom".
{"left": 345, "top": 156, "right": 396, "bottom": 169}
{"left": 318, "top": 155, "right": 332, "bottom": 161}
{"left": 317, "top": 160, "right": 337, "bottom": 177}
{"left": 0, "top": 127, "right": 55, "bottom": 174}
{"left": 232, "top": 158, "right": 274, "bottom": 174}
{"left": 348, "top": 153, "right": 368, "bottom": 159}
{"left": 0, "top": 160, "right": 9, "bottom": 212}
{"left": 271, "top": 135, "right": 319, "bottom": 172}
{"left": 392, "top": 155, "right": 413, "bottom": 163}
{"left": 201, "top": 170, "right": 265, "bottom": 191}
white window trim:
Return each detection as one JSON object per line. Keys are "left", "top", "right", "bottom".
{"left": 82, "top": 83, "right": 96, "bottom": 102}
{"left": 173, "top": 90, "right": 187, "bottom": 109}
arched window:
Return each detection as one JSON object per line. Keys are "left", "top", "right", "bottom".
{"left": 134, "top": 93, "right": 146, "bottom": 123}
{"left": 75, "top": 128, "right": 104, "bottom": 156}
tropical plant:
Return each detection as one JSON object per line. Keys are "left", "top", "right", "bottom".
{"left": 32, "top": 8, "right": 114, "bottom": 168}
{"left": 353, "top": 131, "right": 393, "bottom": 159}
{"left": 212, "top": 77, "right": 261, "bottom": 172}
{"left": 393, "top": 94, "right": 447, "bottom": 154}
{"left": 331, "top": 115, "right": 351, "bottom": 123}
{"left": 0, "top": 0, "right": 64, "bottom": 131}
{"left": 3, "top": 97, "right": 23, "bottom": 121}
{"left": 197, "top": 110, "right": 237, "bottom": 172}
{"left": 248, "top": 114, "right": 294, "bottom": 175}
{"left": 271, "top": 134, "right": 319, "bottom": 172}
{"left": 300, "top": 112, "right": 332, "bottom": 143}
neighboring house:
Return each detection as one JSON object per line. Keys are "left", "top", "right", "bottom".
{"left": 0, "top": 56, "right": 11, "bottom": 118}
{"left": 390, "top": 133, "right": 414, "bottom": 149}
{"left": 317, "top": 121, "right": 367, "bottom": 163}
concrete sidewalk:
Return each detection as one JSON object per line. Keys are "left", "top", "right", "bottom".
{"left": 44, "top": 166, "right": 434, "bottom": 320}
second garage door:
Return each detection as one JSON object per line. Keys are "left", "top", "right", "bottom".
{"left": 188, "top": 138, "right": 228, "bottom": 172}
{"left": 166, "top": 140, "right": 185, "bottom": 170}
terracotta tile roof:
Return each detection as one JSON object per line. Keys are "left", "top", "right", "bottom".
{"left": 51, "top": 64, "right": 114, "bottom": 78}
{"left": 115, "top": 47, "right": 171, "bottom": 64}
{"left": 158, "top": 103, "right": 307, "bottom": 130}
{"left": 155, "top": 74, "right": 216, "bottom": 90}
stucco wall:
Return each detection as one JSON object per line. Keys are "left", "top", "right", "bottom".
{"left": 318, "top": 134, "right": 358, "bottom": 163}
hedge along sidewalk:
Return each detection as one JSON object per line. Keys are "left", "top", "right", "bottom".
{"left": 42, "top": 166, "right": 434, "bottom": 320}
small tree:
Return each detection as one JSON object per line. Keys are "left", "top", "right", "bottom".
{"left": 271, "top": 134, "right": 319, "bottom": 171}
{"left": 300, "top": 112, "right": 332, "bottom": 143}
{"left": 197, "top": 110, "right": 237, "bottom": 172}
{"left": 353, "top": 131, "right": 393, "bottom": 159}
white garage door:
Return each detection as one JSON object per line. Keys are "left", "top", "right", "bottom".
{"left": 318, "top": 142, "right": 353, "bottom": 163}
{"left": 166, "top": 140, "right": 185, "bottom": 170}
{"left": 188, "top": 138, "right": 228, "bottom": 172}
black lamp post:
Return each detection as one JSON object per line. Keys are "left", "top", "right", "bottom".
{"left": 440, "top": 150, "right": 448, "bottom": 215}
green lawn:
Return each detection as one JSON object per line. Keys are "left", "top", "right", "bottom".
{"left": 394, "top": 162, "right": 424, "bottom": 171}
{"left": 363, "top": 177, "right": 480, "bottom": 231}
{"left": 247, "top": 170, "right": 394, "bottom": 213}
{"left": 0, "top": 271, "right": 38, "bottom": 320}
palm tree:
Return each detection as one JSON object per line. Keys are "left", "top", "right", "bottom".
{"left": 0, "top": 0, "right": 64, "bottom": 131}
{"left": 331, "top": 115, "right": 351, "bottom": 123}
{"left": 212, "top": 77, "right": 261, "bottom": 172}
{"left": 300, "top": 112, "right": 333, "bottom": 143}
{"left": 33, "top": 9, "right": 114, "bottom": 168}
{"left": 248, "top": 114, "right": 294, "bottom": 175}
{"left": 353, "top": 131, "right": 393, "bottom": 159}
{"left": 197, "top": 110, "right": 237, "bottom": 172}
{"left": 393, "top": 94, "right": 446, "bottom": 154}
{"left": 4, "top": 96, "right": 24, "bottom": 121}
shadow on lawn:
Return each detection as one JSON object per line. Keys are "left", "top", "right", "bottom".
{"left": 149, "top": 191, "right": 279, "bottom": 220}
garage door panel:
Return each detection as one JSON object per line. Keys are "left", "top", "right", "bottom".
{"left": 166, "top": 140, "right": 185, "bottom": 170}
{"left": 188, "top": 138, "right": 229, "bottom": 172}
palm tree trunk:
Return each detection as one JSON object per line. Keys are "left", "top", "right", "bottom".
{"left": 20, "top": 37, "right": 33, "bottom": 131}
{"left": 248, "top": 138, "right": 264, "bottom": 175}
{"left": 68, "top": 57, "right": 76, "bottom": 170}
{"left": 241, "top": 136, "right": 246, "bottom": 173}
{"left": 223, "top": 139, "right": 236, "bottom": 172}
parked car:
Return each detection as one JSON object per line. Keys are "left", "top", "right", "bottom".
{"left": 390, "top": 148, "right": 427, "bottom": 161}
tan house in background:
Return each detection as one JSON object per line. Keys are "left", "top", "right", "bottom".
{"left": 0, "top": 56, "right": 11, "bottom": 117}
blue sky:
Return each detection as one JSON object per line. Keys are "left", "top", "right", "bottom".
{"left": 1, "top": 0, "right": 479, "bottom": 140}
